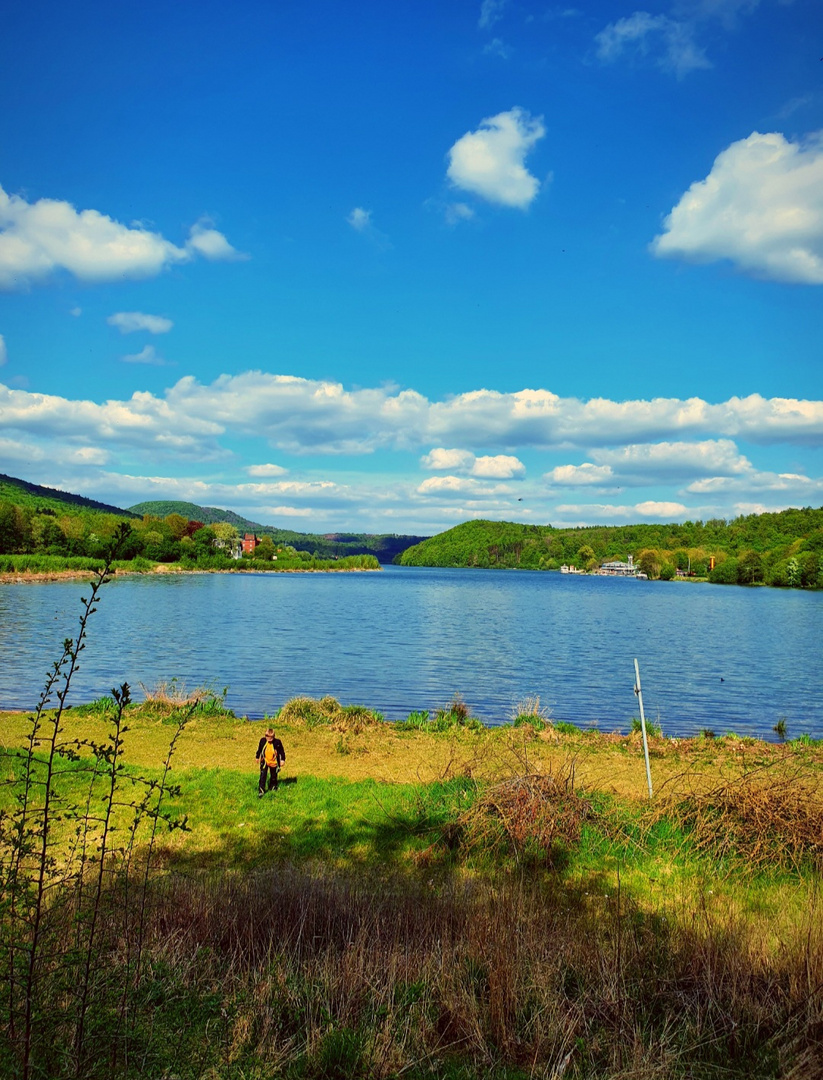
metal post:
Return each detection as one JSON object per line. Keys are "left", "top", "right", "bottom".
{"left": 634, "top": 658, "right": 653, "bottom": 798}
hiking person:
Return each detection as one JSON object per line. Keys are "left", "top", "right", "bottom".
{"left": 256, "top": 727, "right": 286, "bottom": 796}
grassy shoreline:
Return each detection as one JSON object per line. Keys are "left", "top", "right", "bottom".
{"left": 0, "top": 563, "right": 381, "bottom": 583}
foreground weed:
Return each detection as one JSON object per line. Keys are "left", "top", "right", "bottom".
{"left": 0, "top": 524, "right": 193, "bottom": 1080}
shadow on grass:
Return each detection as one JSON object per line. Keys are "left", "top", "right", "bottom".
{"left": 158, "top": 767, "right": 461, "bottom": 874}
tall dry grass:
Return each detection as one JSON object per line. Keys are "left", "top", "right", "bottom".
{"left": 26, "top": 857, "right": 814, "bottom": 1080}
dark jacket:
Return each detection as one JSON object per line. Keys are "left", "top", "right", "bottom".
{"left": 256, "top": 735, "right": 285, "bottom": 767}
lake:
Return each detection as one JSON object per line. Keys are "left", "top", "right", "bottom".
{"left": 0, "top": 565, "right": 820, "bottom": 739}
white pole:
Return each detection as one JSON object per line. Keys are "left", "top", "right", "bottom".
{"left": 634, "top": 658, "right": 653, "bottom": 798}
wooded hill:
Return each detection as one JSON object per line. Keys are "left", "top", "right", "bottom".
{"left": 0, "top": 474, "right": 420, "bottom": 568}
{"left": 0, "top": 473, "right": 139, "bottom": 517}
{"left": 397, "top": 510, "right": 823, "bottom": 588}
{"left": 129, "top": 499, "right": 428, "bottom": 562}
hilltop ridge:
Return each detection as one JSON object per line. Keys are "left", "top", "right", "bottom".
{"left": 0, "top": 473, "right": 139, "bottom": 517}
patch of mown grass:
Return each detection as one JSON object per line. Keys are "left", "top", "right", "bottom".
{"left": 144, "top": 766, "right": 476, "bottom": 872}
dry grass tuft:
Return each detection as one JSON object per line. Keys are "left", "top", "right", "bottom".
{"left": 459, "top": 761, "right": 593, "bottom": 864}
{"left": 277, "top": 695, "right": 384, "bottom": 733}
{"left": 138, "top": 679, "right": 222, "bottom": 708}
{"left": 654, "top": 763, "right": 823, "bottom": 872}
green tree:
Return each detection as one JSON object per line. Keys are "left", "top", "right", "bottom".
{"left": 252, "top": 535, "right": 276, "bottom": 561}
{"left": 577, "top": 544, "right": 596, "bottom": 570}
{"left": 0, "top": 500, "right": 29, "bottom": 552}
{"left": 709, "top": 557, "right": 740, "bottom": 584}
{"left": 673, "top": 549, "right": 690, "bottom": 571}
{"left": 637, "top": 550, "right": 660, "bottom": 579}
{"left": 32, "top": 516, "right": 68, "bottom": 553}
{"left": 799, "top": 551, "right": 821, "bottom": 588}
{"left": 212, "top": 522, "right": 240, "bottom": 552}
{"left": 164, "top": 513, "right": 189, "bottom": 540}
{"left": 738, "top": 550, "right": 763, "bottom": 585}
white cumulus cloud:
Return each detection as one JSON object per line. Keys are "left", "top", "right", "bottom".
{"left": 417, "top": 475, "right": 512, "bottom": 498}
{"left": 472, "top": 454, "right": 525, "bottom": 478}
{"left": 421, "top": 447, "right": 476, "bottom": 471}
{"left": 555, "top": 500, "right": 688, "bottom": 522}
{"left": 634, "top": 500, "right": 689, "bottom": 517}
{"left": 686, "top": 471, "right": 823, "bottom": 498}
{"left": 447, "top": 108, "right": 545, "bottom": 209}
{"left": 547, "top": 463, "right": 614, "bottom": 486}
{"left": 66, "top": 446, "right": 110, "bottom": 466}
{"left": 421, "top": 448, "right": 524, "bottom": 478}
{"left": 108, "top": 311, "right": 173, "bottom": 335}
{"left": 2, "top": 377, "right": 822, "bottom": 497}
{"left": 593, "top": 439, "right": 751, "bottom": 479}
{"left": 186, "top": 220, "right": 245, "bottom": 261}
{"left": 264, "top": 505, "right": 313, "bottom": 518}
{"left": 546, "top": 440, "right": 754, "bottom": 489}
{"left": 0, "top": 184, "right": 241, "bottom": 289}
{"left": 652, "top": 131, "right": 823, "bottom": 283}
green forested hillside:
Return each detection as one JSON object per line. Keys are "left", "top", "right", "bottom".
{"left": 0, "top": 475, "right": 405, "bottom": 570}
{"left": 129, "top": 500, "right": 263, "bottom": 531}
{"left": 398, "top": 510, "right": 823, "bottom": 588}
{"left": 0, "top": 473, "right": 138, "bottom": 517}
{"left": 129, "top": 500, "right": 427, "bottom": 562}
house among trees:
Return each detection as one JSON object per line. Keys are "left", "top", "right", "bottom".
{"left": 242, "top": 533, "right": 259, "bottom": 555}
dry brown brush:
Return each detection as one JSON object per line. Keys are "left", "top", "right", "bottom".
{"left": 455, "top": 763, "right": 593, "bottom": 867}
{"left": 653, "top": 761, "right": 823, "bottom": 873}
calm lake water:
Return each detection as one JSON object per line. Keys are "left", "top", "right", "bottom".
{"left": 0, "top": 565, "right": 821, "bottom": 739}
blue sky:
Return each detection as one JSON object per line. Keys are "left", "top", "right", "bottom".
{"left": 0, "top": 0, "right": 821, "bottom": 534}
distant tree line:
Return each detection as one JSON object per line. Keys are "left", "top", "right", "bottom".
{"left": 0, "top": 503, "right": 378, "bottom": 572}
{"left": 397, "top": 510, "right": 823, "bottom": 589}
